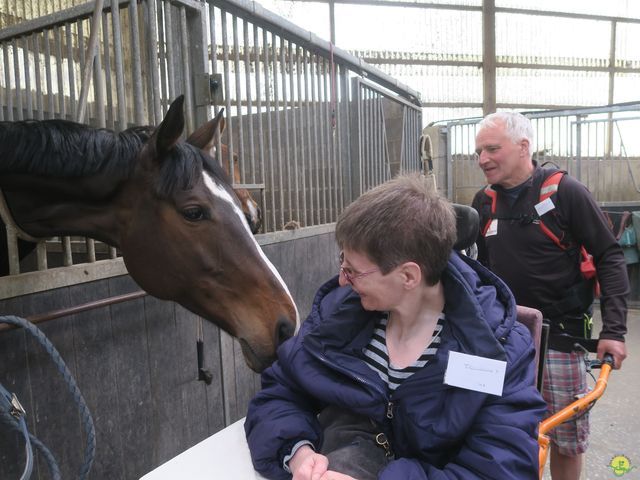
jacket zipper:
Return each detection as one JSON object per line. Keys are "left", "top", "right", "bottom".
{"left": 307, "top": 347, "right": 388, "bottom": 400}
{"left": 308, "top": 345, "right": 396, "bottom": 456}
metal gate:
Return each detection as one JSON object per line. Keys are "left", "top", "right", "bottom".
{"left": 351, "top": 77, "right": 422, "bottom": 198}
{"left": 207, "top": 0, "right": 422, "bottom": 231}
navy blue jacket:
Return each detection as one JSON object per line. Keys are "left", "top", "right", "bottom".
{"left": 245, "top": 252, "right": 547, "bottom": 479}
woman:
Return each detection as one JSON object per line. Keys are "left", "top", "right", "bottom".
{"left": 245, "top": 174, "right": 546, "bottom": 480}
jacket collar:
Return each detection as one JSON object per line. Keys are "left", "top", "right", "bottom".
{"left": 305, "top": 253, "right": 513, "bottom": 362}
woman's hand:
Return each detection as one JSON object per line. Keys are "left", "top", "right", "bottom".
{"left": 290, "top": 445, "right": 329, "bottom": 480}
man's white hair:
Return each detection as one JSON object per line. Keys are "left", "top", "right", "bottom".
{"left": 478, "top": 111, "right": 535, "bottom": 146}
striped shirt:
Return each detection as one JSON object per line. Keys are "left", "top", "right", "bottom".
{"left": 363, "top": 313, "right": 445, "bottom": 391}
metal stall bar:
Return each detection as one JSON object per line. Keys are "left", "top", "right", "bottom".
{"left": 298, "top": 48, "right": 308, "bottom": 224}
{"left": 253, "top": 24, "right": 267, "bottom": 224}
{"left": 129, "top": 0, "right": 145, "bottom": 125}
{"left": 289, "top": 42, "right": 301, "bottom": 225}
{"left": 262, "top": 29, "right": 276, "bottom": 230}
{"left": 76, "top": 0, "right": 104, "bottom": 123}
{"left": 220, "top": 11, "right": 235, "bottom": 175}
{"left": 102, "top": 11, "right": 114, "bottom": 129}
{"left": 319, "top": 56, "right": 329, "bottom": 223}
{"left": 244, "top": 19, "right": 256, "bottom": 185}
{"left": 324, "top": 54, "right": 336, "bottom": 222}
{"left": 329, "top": 52, "right": 340, "bottom": 217}
{"left": 161, "top": 1, "right": 174, "bottom": 103}
{"left": 314, "top": 54, "right": 324, "bottom": 223}
{"left": 338, "top": 63, "right": 351, "bottom": 207}
{"left": 281, "top": 38, "right": 292, "bottom": 224}
{"left": 111, "top": 0, "right": 127, "bottom": 131}
{"left": 208, "top": 3, "right": 223, "bottom": 172}
{"left": 232, "top": 16, "right": 245, "bottom": 181}
{"left": 310, "top": 53, "right": 321, "bottom": 223}
{"left": 180, "top": 5, "right": 195, "bottom": 132}
{"left": 1, "top": 45, "right": 10, "bottom": 120}
{"left": 0, "top": 290, "right": 148, "bottom": 333}
{"left": 272, "top": 35, "right": 284, "bottom": 229}
{"left": 302, "top": 48, "right": 313, "bottom": 225}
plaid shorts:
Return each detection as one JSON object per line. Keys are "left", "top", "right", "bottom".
{"left": 541, "top": 349, "right": 589, "bottom": 456}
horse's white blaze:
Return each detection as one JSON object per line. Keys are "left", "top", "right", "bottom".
{"left": 203, "top": 173, "right": 300, "bottom": 328}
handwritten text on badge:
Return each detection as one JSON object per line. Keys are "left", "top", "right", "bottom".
{"left": 444, "top": 351, "right": 506, "bottom": 396}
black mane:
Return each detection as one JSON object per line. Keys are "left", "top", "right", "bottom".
{"left": 0, "top": 119, "right": 153, "bottom": 178}
{"left": 0, "top": 118, "right": 231, "bottom": 199}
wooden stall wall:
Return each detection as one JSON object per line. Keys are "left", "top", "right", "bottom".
{"left": 0, "top": 229, "right": 339, "bottom": 479}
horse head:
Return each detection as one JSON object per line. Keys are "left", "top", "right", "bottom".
{"left": 186, "top": 111, "right": 262, "bottom": 234}
{"left": 117, "top": 96, "right": 297, "bottom": 371}
{"left": 0, "top": 95, "right": 291, "bottom": 371}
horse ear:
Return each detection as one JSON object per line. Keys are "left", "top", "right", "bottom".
{"left": 185, "top": 108, "right": 225, "bottom": 157}
{"left": 154, "top": 95, "right": 186, "bottom": 155}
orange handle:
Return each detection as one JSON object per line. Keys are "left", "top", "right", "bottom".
{"left": 538, "top": 356, "right": 613, "bottom": 479}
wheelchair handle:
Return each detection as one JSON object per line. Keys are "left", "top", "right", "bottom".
{"left": 591, "top": 353, "right": 615, "bottom": 369}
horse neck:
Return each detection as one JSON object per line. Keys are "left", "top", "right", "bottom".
{"left": 0, "top": 173, "right": 128, "bottom": 246}
{"left": 0, "top": 122, "right": 146, "bottom": 246}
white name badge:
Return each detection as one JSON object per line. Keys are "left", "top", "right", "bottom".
{"left": 485, "top": 219, "right": 498, "bottom": 237}
{"left": 444, "top": 351, "right": 507, "bottom": 396}
{"left": 534, "top": 197, "right": 555, "bottom": 217}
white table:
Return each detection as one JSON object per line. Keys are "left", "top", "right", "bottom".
{"left": 141, "top": 418, "right": 267, "bottom": 480}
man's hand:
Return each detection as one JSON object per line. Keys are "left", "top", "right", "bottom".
{"left": 290, "top": 445, "right": 329, "bottom": 480}
{"left": 597, "top": 338, "right": 627, "bottom": 369}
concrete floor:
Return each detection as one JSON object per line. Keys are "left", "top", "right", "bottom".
{"left": 542, "top": 308, "right": 640, "bottom": 479}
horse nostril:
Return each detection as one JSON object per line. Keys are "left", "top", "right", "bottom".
{"left": 276, "top": 317, "right": 295, "bottom": 346}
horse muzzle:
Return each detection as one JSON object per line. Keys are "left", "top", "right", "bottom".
{"left": 238, "top": 315, "right": 295, "bottom": 372}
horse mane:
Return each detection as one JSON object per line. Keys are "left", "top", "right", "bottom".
{"left": 0, "top": 119, "right": 153, "bottom": 179}
{"left": 0, "top": 119, "right": 227, "bottom": 198}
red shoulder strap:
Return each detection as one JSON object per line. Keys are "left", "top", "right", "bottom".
{"left": 539, "top": 170, "right": 564, "bottom": 202}
{"left": 538, "top": 171, "right": 566, "bottom": 249}
{"left": 481, "top": 186, "right": 498, "bottom": 236}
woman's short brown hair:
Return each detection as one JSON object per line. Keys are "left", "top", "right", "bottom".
{"left": 335, "top": 174, "right": 456, "bottom": 285}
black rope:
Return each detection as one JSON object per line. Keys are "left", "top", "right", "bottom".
{"left": 0, "top": 315, "right": 96, "bottom": 479}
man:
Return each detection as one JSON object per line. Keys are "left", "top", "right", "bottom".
{"left": 471, "top": 112, "right": 629, "bottom": 480}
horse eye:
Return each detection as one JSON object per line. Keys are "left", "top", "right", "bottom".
{"left": 182, "top": 206, "right": 205, "bottom": 221}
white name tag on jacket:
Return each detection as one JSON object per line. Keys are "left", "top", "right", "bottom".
{"left": 444, "top": 351, "right": 507, "bottom": 396}
{"left": 535, "top": 197, "right": 555, "bottom": 216}
{"left": 485, "top": 219, "right": 498, "bottom": 237}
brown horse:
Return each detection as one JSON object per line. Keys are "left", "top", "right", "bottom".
{"left": 0, "top": 95, "right": 297, "bottom": 372}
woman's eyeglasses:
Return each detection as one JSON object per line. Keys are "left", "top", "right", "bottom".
{"left": 338, "top": 251, "right": 379, "bottom": 285}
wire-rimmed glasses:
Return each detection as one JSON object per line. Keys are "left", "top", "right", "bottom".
{"left": 338, "top": 251, "right": 379, "bottom": 285}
